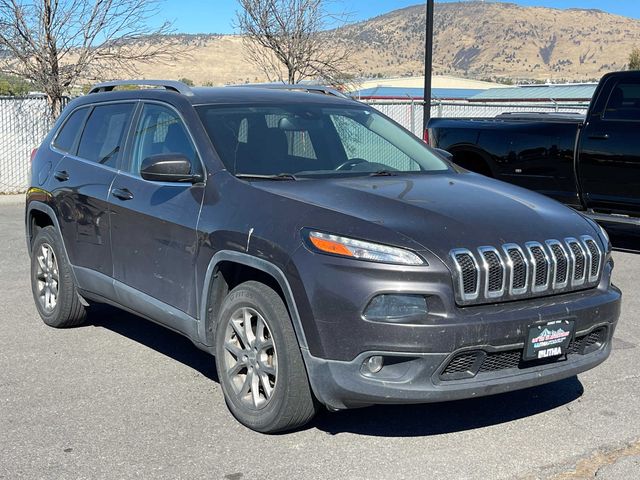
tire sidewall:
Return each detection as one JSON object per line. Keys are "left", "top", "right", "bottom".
{"left": 30, "top": 226, "right": 73, "bottom": 326}
{"left": 215, "top": 283, "right": 295, "bottom": 432}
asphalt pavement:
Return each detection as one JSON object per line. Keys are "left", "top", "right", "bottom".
{"left": 1, "top": 200, "right": 639, "bottom": 479}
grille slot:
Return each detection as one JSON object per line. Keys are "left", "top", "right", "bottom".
{"left": 532, "top": 248, "right": 547, "bottom": 286}
{"left": 478, "top": 350, "right": 521, "bottom": 372}
{"left": 451, "top": 249, "right": 480, "bottom": 301}
{"left": 567, "top": 239, "right": 587, "bottom": 286}
{"left": 526, "top": 242, "right": 550, "bottom": 292}
{"left": 505, "top": 245, "right": 528, "bottom": 294}
{"left": 440, "top": 352, "right": 484, "bottom": 380}
{"left": 567, "top": 327, "right": 606, "bottom": 355}
{"left": 548, "top": 241, "right": 569, "bottom": 288}
{"left": 450, "top": 236, "right": 601, "bottom": 305}
{"left": 583, "top": 237, "right": 602, "bottom": 281}
{"left": 479, "top": 247, "right": 505, "bottom": 298}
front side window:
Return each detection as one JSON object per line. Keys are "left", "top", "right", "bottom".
{"left": 603, "top": 81, "right": 640, "bottom": 121}
{"left": 130, "top": 103, "right": 198, "bottom": 175}
{"left": 77, "top": 103, "right": 134, "bottom": 168}
{"left": 197, "top": 104, "right": 449, "bottom": 177}
{"left": 53, "top": 107, "right": 89, "bottom": 153}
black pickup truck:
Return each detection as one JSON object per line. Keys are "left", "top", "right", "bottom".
{"left": 428, "top": 71, "right": 640, "bottom": 245}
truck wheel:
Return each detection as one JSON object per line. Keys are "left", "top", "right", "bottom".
{"left": 215, "top": 281, "right": 317, "bottom": 433}
{"left": 30, "top": 226, "right": 86, "bottom": 328}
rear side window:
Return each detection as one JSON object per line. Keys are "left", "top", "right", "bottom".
{"left": 53, "top": 107, "right": 89, "bottom": 153}
{"left": 77, "top": 103, "right": 134, "bottom": 168}
{"left": 603, "top": 81, "right": 640, "bottom": 121}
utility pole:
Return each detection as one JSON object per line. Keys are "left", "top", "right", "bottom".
{"left": 423, "top": 0, "right": 435, "bottom": 137}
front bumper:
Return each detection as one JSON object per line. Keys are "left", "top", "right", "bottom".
{"left": 289, "top": 246, "right": 621, "bottom": 410}
{"left": 304, "top": 320, "right": 615, "bottom": 410}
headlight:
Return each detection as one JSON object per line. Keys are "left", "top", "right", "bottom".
{"left": 305, "top": 230, "right": 425, "bottom": 266}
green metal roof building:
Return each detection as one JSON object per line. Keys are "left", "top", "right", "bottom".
{"left": 468, "top": 84, "right": 597, "bottom": 103}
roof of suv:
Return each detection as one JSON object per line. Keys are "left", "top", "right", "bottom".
{"left": 84, "top": 80, "right": 359, "bottom": 107}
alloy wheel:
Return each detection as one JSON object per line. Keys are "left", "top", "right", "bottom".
{"left": 222, "top": 307, "right": 278, "bottom": 410}
{"left": 35, "top": 243, "right": 59, "bottom": 313}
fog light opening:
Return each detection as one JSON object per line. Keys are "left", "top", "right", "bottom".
{"left": 364, "top": 355, "right": 384, "bottom": 374}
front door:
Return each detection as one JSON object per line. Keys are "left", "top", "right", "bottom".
{"left": 578, "top": 75, "right": 640, "bottom": 215}
{"left": 109, "top": 102, "right": 205, "bottom": 318}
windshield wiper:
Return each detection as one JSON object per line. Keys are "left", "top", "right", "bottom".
{"left": 235, "top": 173, "right": 298, "bottom": 181}
{"left": 368, "top": 170, "right": 398, "bottom": 177}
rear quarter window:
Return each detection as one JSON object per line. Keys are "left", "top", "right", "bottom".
{"left": 52, "top": 107, "right": 89, "bottom": 153}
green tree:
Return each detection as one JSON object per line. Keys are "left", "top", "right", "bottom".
{"left": 0, "top": 73, "right": 30, "bottom": 95}
{"left": 628, "top": 48, "right": 640, "bottom": 70}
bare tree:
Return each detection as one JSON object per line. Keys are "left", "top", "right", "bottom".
{"left": 0, "top": 0, "right": 179, "bottom": 117}
{"left": 236, "top": 0, "right": 353, "bottom": 87}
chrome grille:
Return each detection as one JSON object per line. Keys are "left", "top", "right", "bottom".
{"left": 567, "top": 238, "right": 586, "bottom": 285}
{"left": 547, "top": 240, "right": 569, "bottom": 289}
{"left": 451, "top": 249, "right": 479, "bottom": 300}
{"left": 504, "top": 244, "right": 528, "bottom": 295}
{"left": 526, "top": 242, "right": 550, "bottom": 293}
{"left": 582, "top": 236, "right": 602, "bottom": 282}
{"left": 450, "top": 236, "right": 602, "bottom": 305}
{"left": 479, "top": 247, "right": 505, "bottom": 298}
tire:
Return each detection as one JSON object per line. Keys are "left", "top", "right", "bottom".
{"left": 215, "top": 281, "right": 317, "bottom": 433}
{"left": 30, "top": 226, "right": 86, "bottom": 328}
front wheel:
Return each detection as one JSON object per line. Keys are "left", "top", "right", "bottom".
{"left": 215, "top": 281, "right": 317, "bottom": 433}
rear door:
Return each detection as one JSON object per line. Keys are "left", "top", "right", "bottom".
{"left": 109, "top": 101, "right": 205, "bottom": 318}
{"left": 51, "top": 102, "right": 135, "bottom": 277}
{"left": 578, "top": 75, "right": 640, "bottom": 215}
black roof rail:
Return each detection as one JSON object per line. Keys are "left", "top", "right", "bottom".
{"left": 88, "top": 80, "right": 194, "bottom": 96}
{"left": 230, "top": 83, "right": 349, "bottom": 99}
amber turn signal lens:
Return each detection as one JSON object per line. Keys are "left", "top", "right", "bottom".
{"left": 309, "top": 235, "right": 354, "bottom": 257}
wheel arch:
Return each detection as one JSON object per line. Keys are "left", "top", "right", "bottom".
{"left": 26, "top": 202, "right": 66, "bottom": 257}
{"left": 198, "top": 251, "right": 309, "bottom": 352}
{"left": 448, "top": 145, "right": 495, "bottom": 178}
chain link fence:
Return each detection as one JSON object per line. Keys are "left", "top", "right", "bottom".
{"left": 0, "top": 97, "right": 55, "bottom": 194}
{"left": 362, "top": 100, "right": 590, "bottom": 137}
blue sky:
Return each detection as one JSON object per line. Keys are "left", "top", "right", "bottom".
{"left": 161, "top": 1, "right": 640, "bottom": 34}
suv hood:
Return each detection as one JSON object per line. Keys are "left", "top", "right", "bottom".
{"left": 252, "top": 172, "right": 598, "bottom": 260}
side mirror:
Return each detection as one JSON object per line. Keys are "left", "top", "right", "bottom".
{"left": 140, "top": 154, "right": 203, "bottom": 183}
{"left": 433, "top": 148, "right": 453, "bottom": 161}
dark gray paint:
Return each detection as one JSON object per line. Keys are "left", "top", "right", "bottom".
{"left": 25, "top": 84, "right": 622, "bottom": 410}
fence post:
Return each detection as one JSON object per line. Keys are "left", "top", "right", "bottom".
{"left": 409, "top": 98, "right": 415, "bottom": 135}
{"left": 437, "top": 100, "right": 443, "bottom": 118}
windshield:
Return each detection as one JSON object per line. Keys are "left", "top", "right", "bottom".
{"left": 196, "top": 104, "right": 450, "bottom": 178}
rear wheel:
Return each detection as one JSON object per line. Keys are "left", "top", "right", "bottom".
{"left": 215, "top": 281, "right": 317, "bottom": 433}
{"left": 30, "top": 226, "right": 86, "bottom": 328}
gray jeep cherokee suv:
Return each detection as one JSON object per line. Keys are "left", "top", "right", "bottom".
{"left": 26, "top": 80, "right": 620, "bottom": 433}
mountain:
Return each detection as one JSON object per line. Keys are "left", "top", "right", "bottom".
{"left": 130, "top": 2, "right": 640, "bottom": 85}
{"left": 338, "top": 1, "right": 640, "bottom": 82}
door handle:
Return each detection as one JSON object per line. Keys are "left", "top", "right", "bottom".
{"left": 111, "top": 188, "right": 134, "bottom": 201}
{"left": 588, "top": 133, "right": 610, "bottom": 140}
{"left": 53, "top": 170, "right": 69, "bottom": 182}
